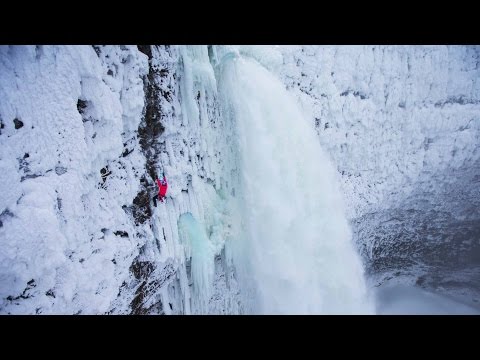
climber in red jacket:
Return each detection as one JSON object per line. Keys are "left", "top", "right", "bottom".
{"left": 152, "top": 175, "right": 168, "bottom": 206}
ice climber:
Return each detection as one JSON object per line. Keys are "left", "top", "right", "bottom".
{"left": 152, "top": 175, "right": 168, "bottom": 206}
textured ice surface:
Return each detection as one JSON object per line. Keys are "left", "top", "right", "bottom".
{"left": 1, "top": 45, "right": 479, "bottom": 314}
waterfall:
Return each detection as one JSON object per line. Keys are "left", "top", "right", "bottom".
{"left": 216, "top": 48, "right": 373, "bottom": 314}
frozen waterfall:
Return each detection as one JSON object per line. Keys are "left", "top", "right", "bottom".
{"left": 215, "top": 48, "right": 373, "bottom": 314}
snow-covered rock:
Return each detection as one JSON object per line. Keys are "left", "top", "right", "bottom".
{"left": 275, "top": 45, "right": 480, "bottom": 307}
{"left": 0, "top": 45, "right": 240, "bottom": 314}
{"left": 0, "top": 45, "right": 150, "bottom": 313}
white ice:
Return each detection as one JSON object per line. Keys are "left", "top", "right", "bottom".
{"left": 177, "top": 212, "right": 214, "bottom": 314}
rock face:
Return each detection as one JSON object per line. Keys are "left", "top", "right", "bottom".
{"left": 0, "top": 45, "right": 479, "bottom": 313}
{"left": 0, "top": 45, "right": 241, "bottom": 315}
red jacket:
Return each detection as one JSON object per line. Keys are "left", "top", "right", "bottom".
{"left": 157, "top": 177, "right": 168, "bottom": 197}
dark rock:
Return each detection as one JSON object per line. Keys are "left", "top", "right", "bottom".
{"left": 353, "top": 91, "right": 367, "bottom": 99}
{"left": 132, "top": 189, "right": 152, "bottom": 225}
{"left": 100, "top": 167, "right": 111, "bottom": 183}
{"left": 130, "top": 260, "right": 154, "bottom": 280}
{"left": 92, "top": 45, "right": 102, "bottom": 57}
{"left": 21, "top": 174, "right": 40, "bottom": 182}
{"left": 128, "top": 261, "right": 175, "bottom": 315}
{"left": 0, "top": 209, "right": 14, "bottom": 222}
{"left": 114, "top": 230, "right": 129, "bottom": 238}
{"left": 77, "top": 99, "right": 88, "bottom": 114}
{"left": 340, "top": 90, "right": 368, "bottom": 100}
{"left": 45, "top": 289, "right": 56, "bottom": 298}
{"left": 137, "top": 45, "right": 152, "bottom": 60}
{"left": 7, "top": 279, "right": 36, "bottom": 301}
{"left": 122, "top": 148, "right": 133, "bottom": 157}
{"left": 138, "top": 46, "right": 166, "bottom": 181}
{"left": 13, "top": 118, "right": 23, "bottom": 129}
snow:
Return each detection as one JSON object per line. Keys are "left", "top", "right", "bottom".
{"left": 0, "top": 45, "right": 149, "bottom": 314}
{"left": 1, "top": 45, "right": 479, "bottom": 314}
{"left": 276, "top": 45, "right": 480, "bottom": 219}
